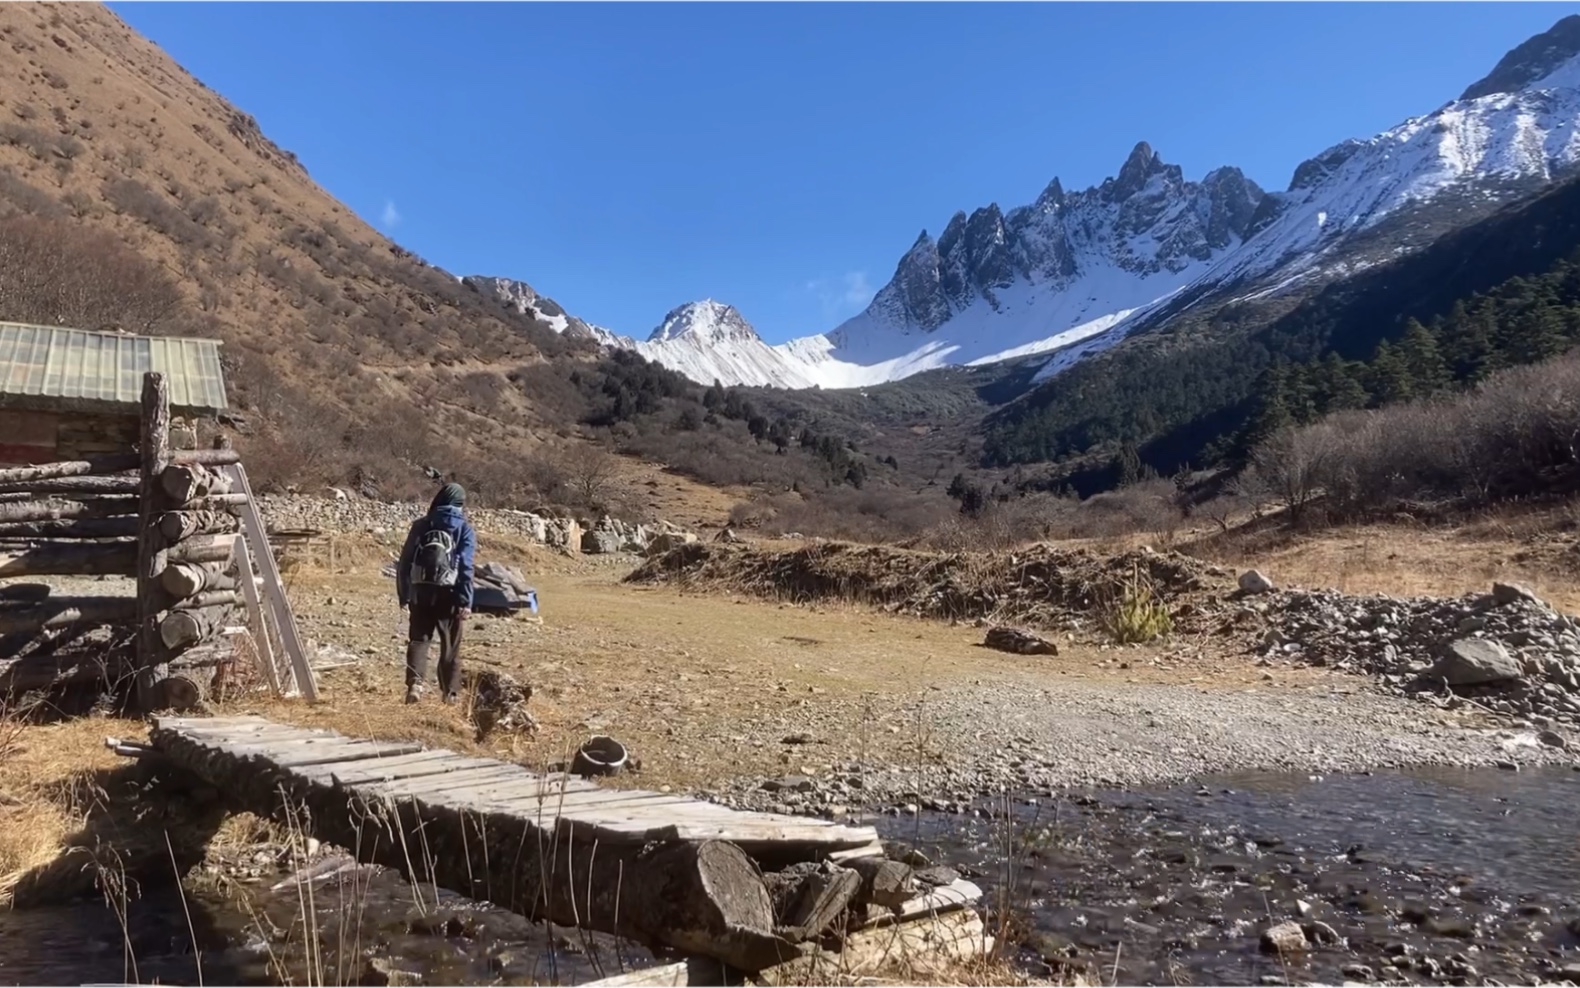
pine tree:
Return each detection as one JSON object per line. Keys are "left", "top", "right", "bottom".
{"left": 1115, "top": 442, "right": 1143, "bottom": 487}
{"left": 1367, "top": 340, "right": 1414, "bottom": 404}
{"left": 1316, "top": 351, "right": 1369, "bottom": 412}
{"left": 1399, "top": 318, "right": 1451, "bottom": 395}
{"left": 1507, "top": 306, "right": 1568, "bottom": 364}
{"left": 1238, "top": 364, "right": 1292, "bottom": 459}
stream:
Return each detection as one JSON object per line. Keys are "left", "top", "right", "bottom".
{"left": 2, "top": 767, "right": 1578, "bottom": 985}
{"left": 882, "top": 765, "right": 1580, "bottom": 985}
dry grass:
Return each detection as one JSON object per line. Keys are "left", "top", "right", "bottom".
{"left": 0, "top": 708, "right": 127, "bottom": 903}
{"left": 1183, "top": 502, "right": 1580, "bottom": 613}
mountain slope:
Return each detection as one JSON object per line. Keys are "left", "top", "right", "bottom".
{"left": 0, "top": 4, "right": 727, "bottom": 508}
{"left": 983, "top": 169, "right": 1580, "bottom": 482}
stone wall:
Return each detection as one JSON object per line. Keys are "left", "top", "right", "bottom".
{"left": 255, "top": 494, "right": 696, "bottom": 556}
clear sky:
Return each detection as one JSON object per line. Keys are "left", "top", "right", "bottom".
{"left": 109, "top": 2, "right": 1579, "bottom": 345}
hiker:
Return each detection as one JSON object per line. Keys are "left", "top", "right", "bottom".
{"left": 397, "top": 482, "right": 477, "bottom": 705}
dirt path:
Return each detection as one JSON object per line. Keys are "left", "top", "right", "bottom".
{"left": 246, "top": 547, "right": 1568, "bottom": 814}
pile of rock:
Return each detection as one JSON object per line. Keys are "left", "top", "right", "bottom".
{"left": 1246, "top": 580, "right": 1580, "bottom": 725}
{"left": 255, "top": 494, "right": 697, "bottom": 557}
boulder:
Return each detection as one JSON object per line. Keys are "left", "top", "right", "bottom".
{"left": 524, "top": 514, "right": 548, "bottom": 543}
{"left": 647, "top": 531, "right": 698, "bottom": 554}
{"left": 1238, "top": 569, "right": 1275, "bottom": 594}
{"left": 983, "top": 627, "right": 1058, "bottom": 656}
{"left": 1432, "top": 639, "right": 1522, "bottom": 686}
{"left": 582, "top": 528, "right": 623, "bottom": 554}
{"left": 1260, "top": 921, "right": 1308, "bottom": 955}
{"left": 1493, "top": 582, "right": 1546, "bottom": 608}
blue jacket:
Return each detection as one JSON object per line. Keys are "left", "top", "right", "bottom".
{"left": 397, "top": 505, "right": 477, "bottom": 609}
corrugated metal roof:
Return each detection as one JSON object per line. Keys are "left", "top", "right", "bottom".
{"left": 0, "top": 323, "right": 228, "bottom": 415}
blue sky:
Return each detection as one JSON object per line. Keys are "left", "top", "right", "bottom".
{"left": 111, "top": 2, "right": 1578, "bottom": 345}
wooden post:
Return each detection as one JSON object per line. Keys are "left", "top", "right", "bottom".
{"left": 135, "top": 372, "right": 172, "bottom": 710}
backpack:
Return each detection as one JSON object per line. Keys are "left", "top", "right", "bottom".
{"left": 408, "top": 521, "right": 459, "bottom": 602}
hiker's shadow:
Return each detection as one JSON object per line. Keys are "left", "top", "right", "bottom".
{"left": 8, "top": 744, "right": 230, "bottom": 910}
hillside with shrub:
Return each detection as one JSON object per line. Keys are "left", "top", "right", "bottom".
{"left": 983, "top": 173, "right": 1580, "bottom": 487}
{"left": 0, "top": 3, "right": 918, "bottom": 527}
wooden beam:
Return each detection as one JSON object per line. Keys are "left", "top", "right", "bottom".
{"left": 0, "top": 517, "right": 139, "bottom": 540}
{"left": 0, "top": 497, "right": 139, "bottom": 523}
{"left": 174, "top": 492, "right": 249, "bottom": 511}
{"left": 158, "top": 509, "right": 238, "bottom": 543}
{"left": 0, "top": 596, "right": 138, "bottom": 634}
{"left": 170, "top": 448, "right": 242, "bottom": 468}
{"left": 136, "top": 372, "right": 172, "bottom": 710}
{"left": 160, "top": 561, "right": 239, "bottom": 598}
{"left": 0, "top": 455, "right": 139, "bottom": 484}
{"left": 0, "top": 542, "right": 136, "bottom": 578}
{"left": 159, "top": 603, "right": 239, "bottom": 650}
{"left": 160, "top": 464, "right": 234, "bottom": 503}
{"left": 0, "top": 476, "right": 139, "bottom": 496}
{"left": 167, "top": 533, "right": 237, "bottom": 565}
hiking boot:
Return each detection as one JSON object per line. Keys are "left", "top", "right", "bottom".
{"left": 404, "top": 685, "right": 422, "bottom": 705}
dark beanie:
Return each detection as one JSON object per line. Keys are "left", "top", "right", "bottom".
{"left": 431, "top": 482, "right": 466, "bottom": 510}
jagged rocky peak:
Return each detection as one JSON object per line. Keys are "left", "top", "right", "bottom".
{"left": 1106, "top": 140, "right": 1172, "bottom": 202}
{"left": 647, "top": 299, "right": 762, "bottom": 345}
{"left": 1460, "top": 14, "right": 1580, "bottom": 101}
{"left": 1199, "top": 166, "right": 1266, "bottom": 249}
{"left": 860, "top": 141, "right": 1270, "bottom": 334}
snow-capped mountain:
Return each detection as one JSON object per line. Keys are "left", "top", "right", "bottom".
{"left": 461, "top": 275, "right": 621, "bottom": 346}
{"left": 623, "top": 300, "right": 821, "bottom": 389}
{"left": 474, "top": 15, "right": 1580, "bottom": 393}
{"left": 807, "top": 144, "right": 1268, "bottom": 387}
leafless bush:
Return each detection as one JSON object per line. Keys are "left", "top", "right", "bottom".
{"left": 1047, "top": 479, "right": 1181, "bottom": 541}
{"left": 0, "top": 166, "right": 63, "bottom": 217}
{"left": 563, "top": 446, "right": 621, "bottom": 512}
{"left": 0, "top": 214, "right": 187, "bottom": 331}
{"left": 103, "top": 177, "right": 215, "bottom": 249}
{"left": 759, "top": 485, "right": 957, "bottom": 543}
{"left": 1244, "top": 423, "right": 1344, "bottom": 524}
{"left": 1249, "top": 351, "right": 1580, "bottom": 522}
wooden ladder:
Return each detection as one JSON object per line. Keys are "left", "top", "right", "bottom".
{"left": 223, "top": 462, "right": 318, "bottom": 701}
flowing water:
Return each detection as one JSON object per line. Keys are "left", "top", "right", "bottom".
{"left": 880, "top": 766, "right": 1580, "bottom": 985}
{"left": 2, "top": 768, "right": 1578, "bottom": 986}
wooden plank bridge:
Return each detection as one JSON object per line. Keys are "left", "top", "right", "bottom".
{"left": 147, "top": 716, "right": 988, "bottom": 981}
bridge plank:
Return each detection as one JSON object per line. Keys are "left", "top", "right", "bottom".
{"left": 316, "top": 750, "right": 489, "bottom": 785}
{"left": 372, "top": 764, "right": 540, "bottom": 796}
{"left": 270, "top": 740, "right": 428, "bottom": 767}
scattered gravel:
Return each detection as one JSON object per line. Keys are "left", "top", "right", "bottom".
{"left": 704, "top": 674, "right": 1575, "bottom": 816}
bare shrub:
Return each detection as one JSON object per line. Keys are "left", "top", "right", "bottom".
{"left": 1052, "top": 479, "right": 1181, "bottom": 541}
{"left": 102, "top": 177, "right": 214, "bottom": 249}
{"left": 761, "top": 486, "right": 956, "bottom": 543}
{"left": 0, "top": 166, "right": 63, "bottom": 217}
{"left": 1245, "top": 423, "right": 1343, "bottom": 524}
{"left": 0, "top": 214, "right": 186, "bottom": 331}
{"left": 563, "top": 446, "right": 621, "bottom": 513}
{"left": 1249, "top": 350, "right": 1580, "bottom": 522}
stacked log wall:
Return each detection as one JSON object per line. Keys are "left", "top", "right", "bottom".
{"left": 0, "top": 374, "right": 252, "bottom": 708}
